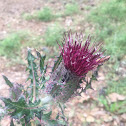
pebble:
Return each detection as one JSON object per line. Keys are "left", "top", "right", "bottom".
{"left": 86, "top": 116, "right": 95, "bottom": 122}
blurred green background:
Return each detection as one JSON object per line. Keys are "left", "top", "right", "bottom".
{"left": 0, "top": 0, "right": 126, "bottom": 125}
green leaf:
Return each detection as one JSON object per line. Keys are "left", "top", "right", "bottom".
{"left": 11, "top": 110, "right": 24, "bottom": 119}
{"left": 27, "top": 49, "right": 36, "bottom": 61}
{"left": 26, "top": 49, "right": 40, "bottom": 101}
{"left": 41, "top": 111, "right": 61, "bottom": 126}
{"left": 35, "top": 110, "right": 43, "bottom": 120}
{"left": 98, "top": 96, "right": 110, "bottom": 111}
{"left": 57, "top": 120, "right": 66, "bottom": 125}
{"left": 52, "top": 55, "right": 62, "bottom": 72}
{"left": 56, "top": 113, "right": 59, "bottom": 120}
{"left": 42, "top": 111, "right": 52, "bottom": 119}
{"left": 91, "top": 74, "right": 97, "bottom": 81}
{"left": 40, "top": 55, "right": 46, "bottom": 74}
{"left": 48, "top": 120, "right": 59, "bottom": 126}
{"left": 37, "top": 51, "right": 46, "bottom": 74}
{"left": 3, "top": 75, "right": 13, "bottom": 88}
{"left": 29, "top": 99, "right": 41, "bottom": 107}
{"left": 1, "top": 97, "right": 27, "bottom": 119}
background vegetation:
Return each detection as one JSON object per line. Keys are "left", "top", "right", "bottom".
{"left": 0, "top": 0, "right": 126, "bottom": 125}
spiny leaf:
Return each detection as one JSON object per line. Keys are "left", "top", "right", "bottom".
{"left": 56, "top": 113, "right": 59, "bottom": 120}
{"left": 47, "top": 120, "right": 59, "bottom": 126}
{"left": 3, "top": 75, "right": 13, "bottom": 88}
{"left": 43, "top": 111, "right": 52, "bottom": 119}
{"left": 91, "top": 74, "right": 97, "bottom": 81}
{"left": 35, "top": 110, "right": 43, "bottom": 120}
{"left": 26, "top": 49, "right": 39, "bottom": 101}
{"left": 1, "top": 97, "right": 26, "bottom": 110}
{"left": 27, "top": 49, "right": 36, "bottom": 62}
{"left": 29, "top": 99, "right": 41, "bottom": 107}
{"left": 41, "top": 111, "right": 61, "bottom": 126}
{"left": 36, "top": 51, "right": 46, "bottom": 74}
{"left": 1, "top": 96, "right": 43, "bottom": 121}
{"left": 1, "top": 97, "right": 26, "bottom": 119}
{"left": 52, "top": 55, "right": 62, "bottom": 72}
{"left": 40, "top": 55, "right": 46, "bottom": 74}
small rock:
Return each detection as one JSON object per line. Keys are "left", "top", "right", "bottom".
{"left": 113, "top": 120, "right": 118, "bottom": 126}
{"left": 80, "top": 92, "right": 90, "bottom": 101}
{"left": 121, "top": 114, "right": 126, "bottom": 122}
{"left": 83, "top": 113, "right": 88, "bottom": 118}
{"left": 108, "top": 93, "right": 126, "bottom": 102}
{"left": 90, "top": 108, "right": 106, "bottom": 117}
{"left": 0, "top": 116, "right": 11, "bottom": 126}
{"left": 102, "top": 114, "right": 113, "bottom": 122}
{"left": 76, "top": 113, "right": 86, "bottom": 122}
{"left": 118, "top": 67, "right": 126, "bottom": 77}
{"left": 68, "top": 109, "right": 75, "bottom": 118}
{"left": 86, "top": 116, "right": 95, "bottom": 123}
{"left": 65, "top": 17, "right": 72, "bottom": 26}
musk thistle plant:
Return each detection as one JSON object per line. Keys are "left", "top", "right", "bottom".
{"left": 0, "top": 30, "right": 110, "bottom": 125}
{"left": 46, "top": 31, "right": 110, "bottom": 102}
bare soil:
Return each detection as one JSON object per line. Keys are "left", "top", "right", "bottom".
{"left": 0, "top": 0, "right": 126, "bottom": 126}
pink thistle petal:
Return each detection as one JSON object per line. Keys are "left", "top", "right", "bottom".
{"left": 60, "top": 31, "right": 110, "bottom": 76}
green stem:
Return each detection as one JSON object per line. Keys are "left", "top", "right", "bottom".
{"left": 31, "top": 62, "right": 36, "bottom": 103}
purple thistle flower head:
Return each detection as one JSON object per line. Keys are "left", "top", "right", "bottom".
{"left": 60, "top": 31, "right": 110, "bottom": 77}
{"left": 45, "top": 31, "right": 110, "bottom": 103}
